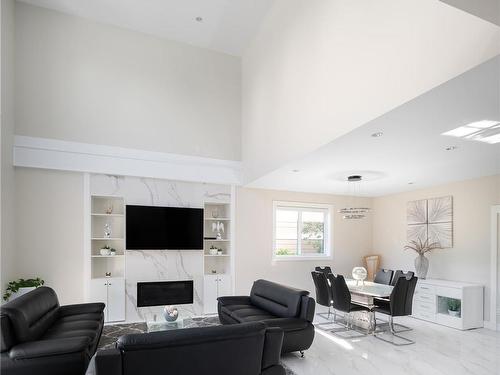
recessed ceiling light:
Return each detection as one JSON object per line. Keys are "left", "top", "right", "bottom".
{"left": 291, "top": 169, "right": 300, "bottom": 173}
{"left": 408, "top": 182, "right": 414, "bottom": 185}
{"left": 445, "top": 146, "right": 458, "bottom": 151}
{"left": 195, "top": 16, "right": 203, "bottom": 22}
{"left": 371, "top": 132, "right": 383, "bottom": 138}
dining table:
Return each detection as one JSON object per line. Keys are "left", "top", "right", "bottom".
{"left": 344, "top": 278, "right": 394, "bottom": 333}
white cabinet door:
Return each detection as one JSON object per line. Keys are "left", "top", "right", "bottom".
{"left": 217, "top": 274, "right": 232, "bottom": 298}
{"left": 203, "top": 275, "right": 218, "bottom": 314}
{"left": 107, "top": 278, "right": 125, "bottom": 322}
{"left": 90, "top": 278, "right": 109, "bottom": 320}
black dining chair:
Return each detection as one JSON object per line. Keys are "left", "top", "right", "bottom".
{"left": 311, "top": 271, "right": 333, "bottom": 323}
{"left": 391, "top": 270, "right": 414, "bottom": 286}
{"left": 373, "top": 269, "right": 394, "bottom": 285}
{"left": 374, "top": 275, "right": 418, "bottom": 345}
{"left": 327, "top": 273, "right": 370, "bottom": 336}
{"left": 315, "top": 266, "right": 332, "bottom": 275}
{"left": 376, "top": 270, "right": 415, "bottom": 332}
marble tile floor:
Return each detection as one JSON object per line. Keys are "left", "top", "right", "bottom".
{"left": 282, "top": 316, "right": 500, "bottom": 375}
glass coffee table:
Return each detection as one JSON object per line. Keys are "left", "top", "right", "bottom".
{"left": 146, "top": 319, "right": 186, "bottom": 332}
{"left": 146, "top": 316, "right": 220, "bottom": 333}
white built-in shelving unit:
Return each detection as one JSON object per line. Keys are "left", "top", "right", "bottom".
{"left": 203, "top": 202, "right": 233, "bottom": 314}
{"left": 88, "top": 195, "right": 126, "bottom": 322}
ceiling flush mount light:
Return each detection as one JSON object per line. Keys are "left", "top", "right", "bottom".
{"left": 195, "top": 16, "right": 203, "bottom": 22}
{"left": 371, "top": 132, "right": 383, "bottom": 138}
{"left": 291, "top": 169, "right": 300, "bottom": 173}
{"left": 445, "top": 146, "right": 457, "bottom": 151}
{"left": 442, "top": 120, "right": 500, "bottom": 144}
{"left": 338, "top": 175, "right": 371, "bottom": 220}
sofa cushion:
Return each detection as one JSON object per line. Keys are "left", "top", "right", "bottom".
{"left": 49, "top": 320, "right": 101, "bottom": 332}
{"left": 261, "top": 318, "right": 309, "bottom": 332}
{"left": 44, "top": 320, "right": 102, "bottom": 347}
{"left": 221, "top": 304, "right": 277, "bottom": 323}
{"left": 221, "top": 304, "right": 254, "bottom": 313}
{"left": 43, "top": 328, "right": 98, "bottom": 344}
{"left": 250, "top": 280, "right": 309, "bottom": 318}
{"left": 9, "top": 337, "right": 91, "bottom": 360}
{"left": 0, "top": 287, "right": 60, "bottom": 343}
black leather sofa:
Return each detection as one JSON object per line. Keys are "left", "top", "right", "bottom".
{"left": 218, "top": 279, "right": 315, "bottom": 354}
{"left": 86, "top": 322, "right": 285, "bottom": 375}
{"left": 1, "top": 286, "right": 105, "bottom": 375}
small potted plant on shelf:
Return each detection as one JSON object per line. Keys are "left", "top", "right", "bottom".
{"left": 100, "top": 245, "right": 116, "bottom": 256}
{"left": 447, "top": 298, "right": 461, "bottom": 317}
{"left": 3, "top": 277, "right": 45, "bottom": 302}
{"left": 209, "top": 245, "right": 218, "bottom": 255}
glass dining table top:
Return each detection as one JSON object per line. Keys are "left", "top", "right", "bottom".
{"left": 345, "top": 278, "right": 393, "bottom": 298}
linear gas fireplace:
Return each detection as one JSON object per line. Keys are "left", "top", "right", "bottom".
{"left": 137, "top": 280, "right": 194, "bottom": 307}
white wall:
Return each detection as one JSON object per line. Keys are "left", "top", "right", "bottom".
{"left": 15, "top": 2, "right": 241, "bottom": 161}
{"left": 372, "top": 175, "right": 500, "bottom": 322}
{"left": 1, "top": 0, "right": 16, "bottom": 293}
{"left": 241, "top": 0, "right": 500, "bottom": 183}
{"left": 235, "top": 187, "right": 373, "bottom": 300}
{"left": 14, "top": 168, "right": 84, "bottom": 304}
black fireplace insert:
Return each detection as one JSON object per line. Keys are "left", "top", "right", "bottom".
{"left": 137, "top": 280, "right": 194, "bottom": 307}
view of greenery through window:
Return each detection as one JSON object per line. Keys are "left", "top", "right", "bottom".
{"left": 275, "top": 207, "right": 326, "bottom": 256}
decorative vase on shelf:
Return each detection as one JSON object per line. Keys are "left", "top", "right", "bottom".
{"left": 414, "top": 254, "right": 429, "bottom": 279}
{"left": 104, "top": 223, "right": 111, "bottom": 238}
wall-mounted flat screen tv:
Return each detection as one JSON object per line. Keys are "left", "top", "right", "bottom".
{"left": 126, "top": 205, "right": 203, "bottom": 250}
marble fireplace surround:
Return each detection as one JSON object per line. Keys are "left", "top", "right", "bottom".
{"left": 89, "top": 174, "right": 231, "bottom": 323}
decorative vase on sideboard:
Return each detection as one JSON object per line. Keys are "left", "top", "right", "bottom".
{"left": 414, "top": 254, "right": 429, "bottom": 279}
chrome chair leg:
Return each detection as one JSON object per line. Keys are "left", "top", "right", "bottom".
{"left": 375, "top": 314, "right": 413, "bottom": 333}
{"left": 329, "top": 312, "right": 366, "bottom": 338}
{"left": 317, "top": 306, "right": 333, "bottom": 321}
{"left": 374, "top": 316, "right": 415, "bottom": 345}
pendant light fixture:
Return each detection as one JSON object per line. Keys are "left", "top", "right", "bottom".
{"left": 338, "top": 175, "right": 371, "bottom": 220}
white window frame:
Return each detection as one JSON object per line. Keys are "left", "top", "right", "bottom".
{"left": 272, "top": 201, "right": 333, "bottom": 261}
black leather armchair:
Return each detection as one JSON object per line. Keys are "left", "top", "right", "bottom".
{"left": 1, "top": 287, "right": 104, "bottom": 375}
{"left": 218, "top": 279, "right": 315, "bottom": 354}
{"left": 86, "top": 322, "right": 285, "bottom": 375}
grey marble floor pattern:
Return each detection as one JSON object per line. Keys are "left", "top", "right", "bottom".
{"left": 281, "top": 315, "right": 500, "bottom": 375}
{"left": 98, "top": 316, "right": 297, "bottom": 374}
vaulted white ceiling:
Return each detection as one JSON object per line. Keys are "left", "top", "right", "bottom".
{"left": 241, "top": 0, "right": 500, "bottom": 185}
{"left": 247, "top": 57, "right": 500, "bottom": 196}
{"left": 17, "top": 0, "right": 275, "bottom": 56}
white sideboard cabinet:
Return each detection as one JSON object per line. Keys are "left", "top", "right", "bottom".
{"left": 90, "top": 277, "right": 126, "bottom": 322}
{"left": 412, "top": 278, "right": 483, "bottom": 330}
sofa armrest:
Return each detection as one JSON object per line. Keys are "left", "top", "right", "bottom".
{"left": 299, "top": 296, "right": 315, "bottom": 322}
{"left": 59, "top": 303, "right": 105, "bottom": 317}
{"left": 262, "top": 327, "right": 283, "bottom": 370}
{"left": 9, "top": 337, "right": 91, "bottom": 360}
{"left": 217, "top": 296, "right": 251, "bottom": 306}
{"left": 85, "top": 349, "right": 122, "bottom": 375}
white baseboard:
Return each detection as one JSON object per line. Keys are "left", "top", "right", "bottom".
{"left": 13, "top": 135, "right": 242, "bottom": 185}
{"left": 483, "top": 320, "right": 500, "bottom": 331}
